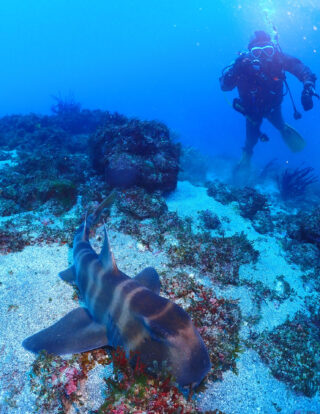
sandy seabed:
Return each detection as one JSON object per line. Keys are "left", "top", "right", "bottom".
{"left": 0, "top": 180, "right": 319, "bottom": 414}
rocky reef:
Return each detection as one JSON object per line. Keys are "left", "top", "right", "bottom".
{"left": 206, "top": 180, "right": 273, "bottom": 234}
{"left": 0, "top": 108, "right": 181, "bottom": 257}
{"left": 0, "top": 109, "right": 180, "bottom": 217}
{"left": 250, "top": 311, "right": 320, "bottom": 397}
{"left": 0, "top": 108, "right": 243, "bottom": 413}
{"left": 1, "top": 107, "right": 320, "bottom": 412}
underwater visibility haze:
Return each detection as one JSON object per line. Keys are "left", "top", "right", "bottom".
{"left": 0, "top": 0, "right": 320, "bottom": 167}
{"left": 0, "top": 0, "right": 320, "bottom": 413}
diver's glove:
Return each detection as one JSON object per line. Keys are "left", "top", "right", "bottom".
{"left": 234, "top": 56, "right": 254, "bottom": 74}
{"left": 301, "top": 82, "right": 315, "bottom": 111}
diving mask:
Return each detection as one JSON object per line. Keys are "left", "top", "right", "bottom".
{"left": 250, "top": 44, "right": 274, "bottom": 58}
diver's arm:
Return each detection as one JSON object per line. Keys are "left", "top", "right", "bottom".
{"left": 219, "top": 62, "right": 239, "bottom": 91}
{"left": 282, "top": 53, "right": 317, "bottom": 111}
{"left": 282, "top": 53, "right": 316, "bottom": 88}
{"left": 220, "top": 54, "right": 253, "bottom": 91}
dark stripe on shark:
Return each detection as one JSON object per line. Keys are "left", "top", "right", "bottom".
{"left": 89, "top": 271, "right": 129, "bottom": 324}
{"left": 109, "top": 282, "right": 184, "bottom": 350}
{"left": 120, "top": 317, "right": 149, "bottom": 350}
{"left": 73, "top": 241, "right": 92, "bottom": 259}
{"left": 77, "top": 250, "right": 97, "bottom": 270}
{"left": 85, "top": 265, "right": 108, "bottom": 312}
{"left": 105, "top": 280, "right": 188, "bottom": 348}
{"left": 149, "top": 301, "right": 191, "bottom": 334}
{"left": 129, "top": 288, "right": 190, "bottom": 334}
{"left": 103, "top": 312, "right": 124, "bottom": 348}
{"left": 77, "top": 253, "right": 100, "bottom": 295}
{"left": 88, "top": 274, "right": 139, "bottom": 348}
{"left": 128, "top": 288, "right": 169, "bottom": 317}
{"left": 109, "top": 279, "right": 140, "bottom": 324}
{"left": 89, "top": 276, "right": 117, "bottom": 322}
{"left": 82, "top": 259, "right": 103, "bottom": 300}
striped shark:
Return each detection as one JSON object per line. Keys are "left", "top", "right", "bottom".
{"left": 23, "top": 191, "right": 211, "bottom": 387}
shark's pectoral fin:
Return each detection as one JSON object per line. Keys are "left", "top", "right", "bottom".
{"left": 22, "top": 307, "right": 108, "bottom": 355}
{"left": 134, "top": 267, "right": 161, "bottom": 295}
{"left": 58, "top": 265, "right": 76, "bottom": 283}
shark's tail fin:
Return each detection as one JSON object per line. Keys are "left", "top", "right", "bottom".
{"left": 90, "top": 189, "right": 117, "bottom": 224}
{"left": 78, "top": 190, "right": 117, "bottom": 242}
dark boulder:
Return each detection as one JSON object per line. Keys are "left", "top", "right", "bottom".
{"left": 89, "top": 118, "right": 180, "bottom": 191}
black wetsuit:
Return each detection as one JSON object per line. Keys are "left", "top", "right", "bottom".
{"left": 220, "top": 50, "right": 316, "bottom": 156}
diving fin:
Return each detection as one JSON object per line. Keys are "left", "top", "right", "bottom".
{"left": 280, "top": 124, "right": 306, "bottom": 153}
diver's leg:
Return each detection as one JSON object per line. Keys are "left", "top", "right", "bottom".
{"left": 233, "top": 117, "right": 261, "bottom": 186}
{"left": 242, "top": 117, "right": 262, "bottom": 165}
{"left": 266, "top": 105, "right": 285, "bottom": 131}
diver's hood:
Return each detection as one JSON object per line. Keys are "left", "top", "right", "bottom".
{"left": 248, "top": 30, "right": 272, "bottom": 49}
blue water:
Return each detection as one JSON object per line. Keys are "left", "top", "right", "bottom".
{"left": 0, "top": 0, "right": 319, "bottom": 168}
{"left": 1, "top": 3, "right": 320, "bottom": 411}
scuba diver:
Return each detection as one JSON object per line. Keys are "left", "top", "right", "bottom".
{"left": 219, "top": 30, "right": 317, "bottom": 181}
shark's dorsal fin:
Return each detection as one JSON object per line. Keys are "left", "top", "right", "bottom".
{"left": 133, "top": 267, "right": 161, "bottom": 294}
{"left": 81, "top": 211, "right": 89, "bottom": 241}
{"left": 99, "top": 221, "right": 119, "bottom": 274}
{"left": 111, "top": 253, "right": 119, "bottom": 274}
